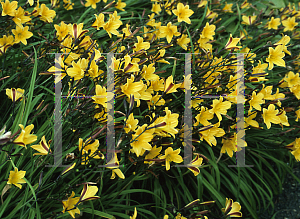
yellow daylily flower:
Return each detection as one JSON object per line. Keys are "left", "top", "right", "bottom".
{"left": 151, "top": 2, "right": 161, "bottom": 14}
{"left": 38, "top": 4, "right": 56, "bottom": 23}
{"left": 124, "top": 113, "right": 139, "bottom": 133}
{"left": 130, "top": 124, "right": 154, "bottom": 157}
{"left": 199, "top": 122, "right": 225, "bottom": 146}
{"left": 133, "top": 36, "right": 150, "bottom": 53}
{"left": 295, "top": 109, "right": 300, "bottom": 122}
{"left": 106, "top": 153, "right": 125, "bottom": 179}
{"left": 159, "top": 22, "right": 181, "bottom": 43}
{"left": 1, "top": 0, "right": 18, "bottom": 16}
{"left": 31, "top": 136, "right": 52, "bottom": 156}
{"left": 266, "top": 45, "right": 285, "bottom": 70}
{"left": 262, "top": 104, "right": 281, "bottom": 129}
{"left": 12, "top": 25, "right": 33, "bottom": 45}
{"left": 225, "top": 34, "right": 241, "bottom": 50}
{"left": 62, "top": 191, "right": 80, "bottom": 218}
{"left": 267, "top": 17, "right": 281, "bottom": 29}
{"left": 241, "top": 15, "right": 257, "bottom": 25}
{"left": 222, "top": 198, "right": 242, "bottom": 217}
{"left": 13, "top": 124, "right": 37, "bottom": 148}
{"left": 282, "top": 17, "right": 298, "bottom": 32}
{"left": 249, "top": 91, "right": 264, "bottom": 111}
{"left": 210, "top": 97, "right": 232, "bottom": 121}
{"left": 92, "top": 13, "right": 105, "bottom": 30}
{"left": 187, "top": 154, "right": 203, "bottom": 176}
{"left": 201, "top": 22, "right": 216, "bottom": 40}
{"left": 115, "top": 0, "right": 126, "bottom": 11}
{"left": 274, "top": 35, "right": 291, "bottom": 55}
{"left": 223, "top": 2, "right": 233, "bottom": 13}
{"left": 177, "top": 34, "right": 190, "bottom": 50}
{"left": 7, "top": 167, "right": 26, "bottom": 189}
{"left": 85, "top": 0, "right": 100, "bottom": 9}
{"left": 172, "top": 3, "right": 194, "bottom": 24}
{"left": 130, "top": 207, "right": 137, "bottom": 219}
{"left": 160, "top": 147, "right": 183, "bottom": 171}
{"left": 80, "top": 184, "right": 100, "bottom": 202}
{"left": 6, "top": 88, "right": 24, "bottom": 102}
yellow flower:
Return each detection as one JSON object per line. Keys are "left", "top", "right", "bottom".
{"left": 201, "top": 22, "right": 216, "bottom": 40}
{"left": 28, "top": 0, "right": 34, "bottom": 6}
{"left": 1, "top": 0, "right": 17, "bottom": 16}
{"left": 282, "top": 17, "right": 298, "bottom": 32}
{"left": 291, "top": 84, "right": 300, "bottom": 99}
{"left": 144, "top": 145, "right": 162, "bottom": 164}
{"left": 278, "top": 110, "right": 289, "bottom": 128}
{"left": 222, "top": 2, "right": 233, "bottom": 13}
{"left": 7, "top": 167, "right": 26, "bottom": 189}
{"left": 6, "top": 88, "right": 24, "bottom": 102}
{"left": 62, "top": 191, "right": 80, "bottom": 218}
{"left": 274, "top": 35, "right": 291, "bottom": 55}
{"left": 187, "top": 155, "right": 203, "bottom": 176}
{"left": 68, "top": 23, "right": 88, "bottom": 40}
{"left": 194, "top": 106, "right": 214, "bottom": 126}
{"left": 205, "top": 7, "right": 218, "bottom": 19}
{"left": 133, "top": 36, "right": 150, "bottom": 53}
{"left": 241, "top": 15, "right": 257, "bottom": 25}
{"left": 225, "top": 34, "right": 241, "bottom": 50}
{"left": 153, "top": 107, "right": 179, "bottom": 138}
{"left": 92, "top": 13, "right": 105, "bottom": 30}
{"left": 249, "top": 91, "right": 264, "bottom": 111}
{"left": 63, "top": 0, "right": 74, "bottom": 10}
{"left": 245, "top": 111, "right": 259, "bottom": 128}
{"left": 103, "top": 11, "right": 122, "bottom": 38}
{"left": 160, "top": 147, "right": 183, "bottom": 171}
{"left": 124, "top": 113, "right": 139, "bottom": 133}
{"left": 54, "top": 21, "right": 69, "bottom": 41}
{"left": 92, "top": 85, "right": 113, "bottom": 108}
{"left": 266, "top": 45, "right": 285, "bottom": 70}
{"left": 296, "top": 109, "right": 300, "bottom": 122}
{"left": 106, "top": 153, "right": 125, "bottom": 179}
{"left": 164, "top": 75, "right": 181, "bottom": 94}
{"left": 267, "top": 17, "right": 281, "bottom": 29}
{"left": 221, "top": 133, "right": 245, "bottom": 157}
{"left": 151, "top": 2, "right": 161, "bottom": 14}
{"left": 199, "top": 122, "right": 225, "bottom": 146}
{"left": 13, "top": 124, "right": 37, "bottom": 148}
{"left": 38, "top": 4, "right": 56, "bottom": 23}
{"left": 197, "top": 37, "right": 212, "bottom": 51}
{"left": 258, "top": 85, "right": 274, "bottom": 100}
{"left": 262, "top": 104, "right": 281, "bottom": 129}
{"left": 177, "top": 34, "right": 190, "bottom": 50}
{"left": 12, "top": 25, "right": 33, "bottom": 45}
{"left": 130, "top": 124, "right": 154, "bottom": 157}
{"left": 31, "top": 136, "right": 52, "bottom": 156}
{"left": 0, "top": 35, "right": 14, "bottom": 53}
{"left": 241, "top": 0, "right": 250, "bottom": 9}
{"left": 210, "top": 97, "right": 231, "bottom": 121}
{"left": 130, "top": 207, "right": 137, "bottom": 219}
{"left": 78, "top": 138, "right": 103, "bottom": 165}
{"left": 175, "top": 213, "right": 187, "bottom": 219}
{"left": 284, "top": 71, "right": 300, "bottom": 88}
{"left": 141, "top": 63, "right": 159, "bottom": 81}
{"left": 85, "top": 0, "right": 100, "bottom": 9}
{"left": 80, "top": 184, "right": 100, "bottom": 202}
{"left": 121, "top": 75, "right": 144, "bottom": 103}
{"left": 115, "top": 0, "right": 126, "bottom": 11}
{"left": 12, "top": 7, "right": 31, "bottom": 27}
{"left": 172, "top": 3, "right": 194, "bottom": 24}
{"left": 222, "top": 198, "right": 242, "bottom": 217}
{"left": 160, "top": 22, "right": 181, "bottom": 43}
